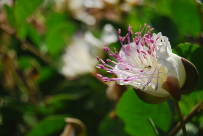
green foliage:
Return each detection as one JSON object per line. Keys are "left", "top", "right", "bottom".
{"left": 151, "top": 16, "right": 179, "bottom": 47}
{"left": 27, "top": 115, "right": 68, "bottom": 136}
{"left": 170, "top": 0, "right": 201, "bottom": 37}
{"left": 3, "top": 4, "right": 15, "bottom": 27}
{"left": 99, "top": 114, "right": 129, "bottom": 136}
{"left": 45, "top": 22, "right": 75, "bottom": 56}
{"left": 173, "top": 43, "right": 203, "bottom": 119}
{"left": 116, "top": 89, "right": 171, "bottom": 136}
{"left": 14, "top": 0, "right": 43, "bottom": 26}
{"left": 45, "top": 13, "right": 76, "bottom": 56}
{"left": 0, "top": 0, "right": 203, "bottom": 136}
{"left": 173, "top": 43, "right": 203, "bottom": 90}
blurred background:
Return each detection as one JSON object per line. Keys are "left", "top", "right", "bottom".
{"left": 0, "top": 0, "right": 203, "bottom": 136}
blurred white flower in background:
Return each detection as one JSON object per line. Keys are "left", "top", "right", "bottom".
{"left": 0, "top": 0, "right": 13, "bottom": 9}
{"left": 67, "top": 0, "right": 97, "bottom": 26}
{"left": 61, "top": 24, "right": 118, "bottom": 79}
{"left": 120, "top": 0, "right": 143, "bottom": 12}
{"left": 61, "top": 31, "right": 103, "bottom": 78}
{"left": 83, "top": 0, "right": 105, "bottom": 8}
{"left": 0, "top": 0, "right": 13, "bottom": 23}
{"left": 101, "top": 24, "right": 118, "bottom": 44}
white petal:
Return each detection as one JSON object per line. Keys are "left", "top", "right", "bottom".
{"left": 144, "top": 85, "right": 170, "bottom": 97}
{"left": 154, "top": 33, "right": 186, "bottom": 88}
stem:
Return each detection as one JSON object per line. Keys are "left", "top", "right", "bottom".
{"left": 169, "top": 101, "right": 203, "bottom": 136}
{"left": 0, "top": 23, "right": 54, "bottom": 66}
{"left": 148, "top": 117, "right": 159, "bottom": 136}
{"left": 174, "top": 100, "right": 187, "bottom": 136}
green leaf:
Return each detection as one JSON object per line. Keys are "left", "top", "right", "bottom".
{"left": 37, "top": 66, "right": 53, "bottom": 84}
{"left": 151, "top": 16, "right": 179, "bottom": 47}
{"left": 196, "top": 0, "right": 203, "bottom": 5}
{"left": 14, "top": 0, "right": 43, "bottom": 26}
{"left": 178, "top": 90, "right": 203, "bottom": 115}
{"left": 173, "top": 43, "right": 203, "bottom": 90}
{"left": 45, "top": 12, "right": 76, "bottom": 57}
{"left": 45, "top": 22, "right": 76, "bottom": 56}
{"left": 153, "top": 0, "right": 172, "bottom": 16}
{"left": 44, "top": 79, "right": 89, "bottom": 104}
{"left": 46, "top": 13, "right": 68, "bottom": 30}
{"left": 17, "top": 23, "right": 28, "bottom": 40}
{"left": 171, "top": 0, "right": 201, "bottom": 37}
{"left": 144, "top": 0, "right": 172, "bottom": 17}
{"left": 173, "top": 43, "right": 203, "bottom": 116}
{"left": 45, "top": 93, "right": 88, "bottom": 104}
{"left": 15, "top": 17, "right": 41, "bottom": 45}
{"left": 3, "top": 4, "right": 15, "bottom": 27}
{"left": 116, "top": 89, "right": 171, "bottom": 136}
{"left": 99, "top": 113, "right": 129, "bottom": 136}
{"left": 27, "top": 24, "right": 42, "bottom": 47}
{"left": 126, "top": 10, "right": 145, "bottom": 32}
{"left": 28, "top": 115, "right": 68, "bottom": 136}
{"left": 18, "top": 55, "right": 39, "bottom": 70}
{"left": 46, "top": 23, "right": 70, "bottom": 56}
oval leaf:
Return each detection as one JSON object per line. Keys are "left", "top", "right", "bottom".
{"left": 116, "top": 88, "right": 172, "bottom": 136}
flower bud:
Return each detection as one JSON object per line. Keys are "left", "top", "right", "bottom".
{"left": 180, "top": 58, "right": 199, "bottom": 94}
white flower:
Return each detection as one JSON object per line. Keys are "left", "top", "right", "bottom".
{"left": 61, "top": 31, "right": 103, "bottom": 78}
{"left": 101, "top": 24, "right": 118, "bottom": 44}
{"left": 97, "top": 24, "right": 199, "bottom": 103}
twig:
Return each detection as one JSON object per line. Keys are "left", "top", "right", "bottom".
{"left": 0, "top": 23, "right": 54, "bottom": 65}
{"left": 169, "top": 101, "right": 203, "bottom": 136}
{"left": 18, "top": 38, "right": 53, "bottom": 65}
{"left": 174, "top": 100, "right": 187, "bottom": 136}
{"left": 148, "top": 117, "right": 159, "bottom": 136}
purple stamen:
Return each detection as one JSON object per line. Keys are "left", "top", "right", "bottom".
{"left": 97, "top": 24, "right": 162, "bottom": 91}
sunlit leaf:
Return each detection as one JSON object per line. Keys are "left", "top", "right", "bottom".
{"left": 17, "top": 23, "right": 28, "bottom": 40}
{"left": 45, "top": 12, "right": 76, "bottom": 56}
{"left": 171, "top": 0, "right": 201, "bottom": 37}
{"left": 116, "top": 88, "right": 171, "bottom": 136}
{"left": 153, "top": 0, "right": 172, "bottom": 16}
{"left": 151, "top": 16, "right": 179, "bottom": 47}
{"left": 14, "top": 0, "right": 43, "bottom": 26}
{"left": 126, "top": 10, "right": 145, "bottom": 32}
{"left": 46, "top": 13, "right": 68, "bottom": 30}
{"left": 3, "top": 4, "right": 14, "bottom": 27}
{"left": 46, "top": 23, "right": 72, "bottom": 56}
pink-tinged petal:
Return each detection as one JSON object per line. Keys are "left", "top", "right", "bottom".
{"left": 134, "top": 88, "right": 169, "bottom": 104}
{"left": 155, "top": 33, "right": 186, "bottom": 89}
{"left": 161, "top": 76, "right": 181, "bottom": 101}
